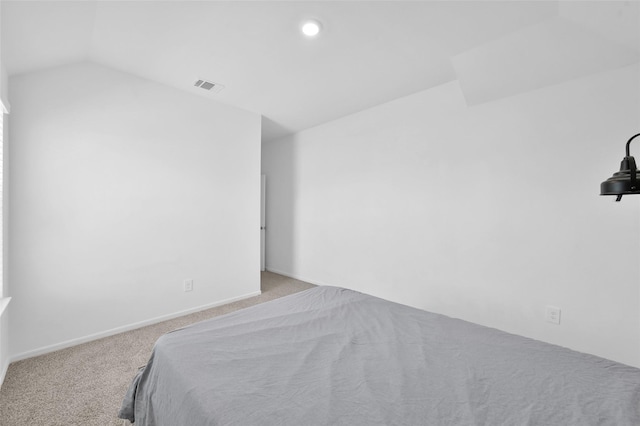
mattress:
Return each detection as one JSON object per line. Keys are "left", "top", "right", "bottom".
{"left": 119, "top": 286, "right": 640, "bottom": 425}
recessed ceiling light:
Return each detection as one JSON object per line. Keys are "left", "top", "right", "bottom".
{"left": 301, "top": 20, "right": 321, "bottom": 37}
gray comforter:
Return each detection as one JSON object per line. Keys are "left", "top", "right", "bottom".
{"left": 119, "top": 286, "right": 640, "bottom": 425}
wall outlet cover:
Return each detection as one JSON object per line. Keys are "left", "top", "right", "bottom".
{"left": 545, "top": 305, "right": 561, "bottom": 325}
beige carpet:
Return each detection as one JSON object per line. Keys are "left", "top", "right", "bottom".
{"left": 0, "top": 272, "right": 314, "bottom": 426}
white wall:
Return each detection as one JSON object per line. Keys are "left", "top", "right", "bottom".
{"left": 263, "top": 63, "right": 640, "bottom": 367}
{"left": 9, "top": 62, "right": 261, "bottom": 359}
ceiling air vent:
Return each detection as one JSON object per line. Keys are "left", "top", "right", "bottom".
{"left": 194, "top": 79, "right": 225, "bottom": 94}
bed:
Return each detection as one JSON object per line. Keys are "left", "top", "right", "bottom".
{"left": 119, "top": 286, "right": 640, "bottom": 425}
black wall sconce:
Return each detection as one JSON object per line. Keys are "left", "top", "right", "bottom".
{"left": 600, "top": 133, "right": 640, "bottom": 201}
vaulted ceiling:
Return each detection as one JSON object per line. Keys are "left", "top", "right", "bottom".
{"left": 2, "top": 1, "right": 639, "bottom": 142}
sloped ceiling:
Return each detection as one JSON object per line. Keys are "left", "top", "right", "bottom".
{"left": 2, "top": 1, "right": 638, "bottom": 142}
{"left": 453, "top": 15, "right": 640, "bottom": 106}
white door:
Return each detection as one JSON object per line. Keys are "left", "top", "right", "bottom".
{"left": 260, "top": 175, "right": 266, "bottom": 271}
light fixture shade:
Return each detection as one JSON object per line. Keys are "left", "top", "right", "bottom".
{"left": 600, "top": 157, "right": 639, "bottom": 196}
{"left": 600, "top": 133, "right": 640, "bottom": 201}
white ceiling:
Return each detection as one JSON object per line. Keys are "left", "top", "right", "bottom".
{"left": 2, "top": 1, "right": 639, "bottom": 141}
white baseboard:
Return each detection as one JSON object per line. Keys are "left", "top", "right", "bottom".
{"left": 0, "top": 359, "right": 8, "bottom": 390}
{"left": 0, "top": 297, "right": 11, "bottom": 389}
{"left": 265, "top": 267, "right": 333, "bottom": 288}
{"left": 10, "top": 290, "right": 262, "bottom": 363}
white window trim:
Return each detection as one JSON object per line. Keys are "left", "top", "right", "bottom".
{"left": 0, "top": 297, "right": 9, "bottom": 317}
{"left": 0, "top": 100, "right": 7, "bottom": 301}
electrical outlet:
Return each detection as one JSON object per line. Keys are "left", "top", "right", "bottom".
{"left": 184, "top": 279, "right": 194, "bottom": 292}
{"left": 545, "top": 305, "right": 561, "bottom": 325}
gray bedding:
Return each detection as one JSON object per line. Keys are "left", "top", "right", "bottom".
{"left": 119, "top": 286, "right": 640, "bottom": 425}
